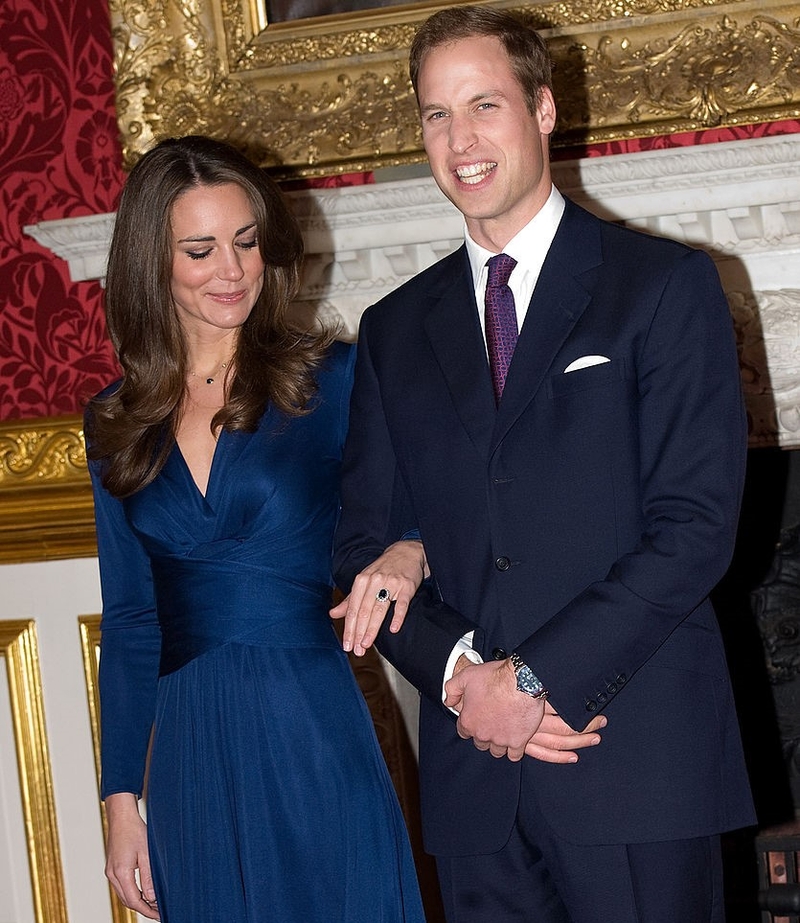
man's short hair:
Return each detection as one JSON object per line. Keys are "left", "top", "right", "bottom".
{"left": 409, "top": 5, "right": 553, "bottom": 115}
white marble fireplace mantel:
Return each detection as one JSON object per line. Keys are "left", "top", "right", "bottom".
{"left": 25, "top": 133, "right": 800, "bottom": 447}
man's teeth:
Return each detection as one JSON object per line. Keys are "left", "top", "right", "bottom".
{"left": 456, "top": 162, "right": 496, "bottom": 184}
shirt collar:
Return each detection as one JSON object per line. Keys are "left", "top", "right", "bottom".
{"left": 465, "top": 185, "right": 566, "bottom": 289}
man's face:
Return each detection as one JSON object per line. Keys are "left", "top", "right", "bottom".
{"left": 417, "top": 34, "right": 556, "bottom": 252}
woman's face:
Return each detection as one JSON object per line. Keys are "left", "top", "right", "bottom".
{"left": 169, "top": 182, "right": 265, "bottom": 339}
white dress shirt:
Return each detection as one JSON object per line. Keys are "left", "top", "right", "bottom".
{"left": 442, "top": 185, "right": 566, "bottom": 702}
{"left": 466, "top": 185, "right": 566, "bottom": 344}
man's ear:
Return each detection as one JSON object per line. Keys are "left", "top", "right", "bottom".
{"left": 537, "top": 87, "right": 557, "bottom": 136}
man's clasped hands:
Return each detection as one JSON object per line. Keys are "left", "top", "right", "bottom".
{"left": 330, "top": 540, "right": 606, "bottom": 764}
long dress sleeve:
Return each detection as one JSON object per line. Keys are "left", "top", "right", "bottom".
{"left": 87, "top": 447, "right": 161, "bottom": 799}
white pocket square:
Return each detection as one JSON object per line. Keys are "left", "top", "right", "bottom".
{"left": 563, "top": 355, "right": 611, "bottom": 373}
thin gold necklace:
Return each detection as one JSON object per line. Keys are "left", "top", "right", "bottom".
{"left": 190, "top": 360, "right": 229, "bottom": 385}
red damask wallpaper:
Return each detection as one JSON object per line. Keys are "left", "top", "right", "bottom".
{"left": 559, "top": 119, "right": 800, "bottom": 159}
{"left": 0, "top": 0, "right": 123, "bottom": 421}
{"left": 0, "top": 0, "right": 798, "bottom": 421}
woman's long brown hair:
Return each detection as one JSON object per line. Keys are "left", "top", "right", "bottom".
{"left": 86, "top": 135, "right": 333, "bottom": 498}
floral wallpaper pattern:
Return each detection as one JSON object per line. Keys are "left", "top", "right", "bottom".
{"left": 0, "top": 1, "right": 798, "bottom": 421}
{"left": 0, "top": 0, "right": 123, "bottom": 421}
{"left": 568, "top": 120, "right": 800, "bottom": 159}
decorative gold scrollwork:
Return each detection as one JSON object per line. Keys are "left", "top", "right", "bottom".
{"left": 0, "top": 422, "right": 86, "bottom": 483}
{"left": 579, "top": 14, "right": 800, "bottom": 130}
{"left": 110, "top": 0, "right": 800, "bottom": 177}
{"left": 0, "top": 417, "right": 95, "bottom": 563}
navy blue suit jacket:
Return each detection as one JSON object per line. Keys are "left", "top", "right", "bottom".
{"left": 334, "top": 197, "right": 756, "bottom": 855}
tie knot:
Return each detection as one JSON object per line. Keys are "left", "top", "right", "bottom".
{"left": 487, "top": 253, "right": 517, "bottom": 289}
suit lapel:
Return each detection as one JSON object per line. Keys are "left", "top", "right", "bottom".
{"left": 492, "top": 200, "right": 603, "bottom": 449}
{"left": 423, "top": 247, "right": 497, "bottom": 454}
{"left": 419, "top": 203, "right": 604, "bottom": 455}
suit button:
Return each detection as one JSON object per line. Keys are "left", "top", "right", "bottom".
{"left": 585, "top": 700, "right": 598, "bottom": 712}
{"left": 607, "top": 683, "right": 617, "bottom": 695}
{"left": 617, "top": 674, "right": 627, "bottom": 685}
{"left": 491, "top": 648, "right": 507, "bottom": 661}
{"left": 495, "top": 556, "right": 511, "bottom": 571}
{"left": 597, "top": 692, "right": 607, "bottom": 703}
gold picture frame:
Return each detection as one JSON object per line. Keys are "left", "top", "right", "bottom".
{"left": 110, "top": 0, "right": 800, "bottom": 178}
{"left": 79, "top": 615, "right": 138, "bottom": 923}
{"left": 1, "top": 620, "right": 68, "bottom": 923}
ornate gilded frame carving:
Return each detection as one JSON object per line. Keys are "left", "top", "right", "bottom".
{"left": 0, "top": 416, "right": 95, "bottom": 564}
{"left": 111, "top": 0, "right": 800, "bottom": 177}
{"left": 1, "top": 620, "right": 68, "bottom": 923}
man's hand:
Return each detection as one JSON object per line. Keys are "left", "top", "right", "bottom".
{"left": 446, "top": 656, "right": 606, "bottom": 763}
{"left": 525, "top": 705, "right": 605, "bottom": 763}
{"left": 445, "top": 659, "right": 546, "bottom": 761}
{"left": 330, "top": 540, "right": 428, "bottom": 656}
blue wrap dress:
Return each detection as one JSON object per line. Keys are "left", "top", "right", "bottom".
{"left": 88, "top": 342, "right": 425, "bottom": 922}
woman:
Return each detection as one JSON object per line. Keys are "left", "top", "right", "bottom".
{"left": 86, "top": 135, "right": 426, "bottom": 922}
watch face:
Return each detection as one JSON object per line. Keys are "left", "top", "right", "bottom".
{"left": 512, "top": 654, "right": 547, "bottom": 698}
{"left": 517, "top": 668, "right": 541, "bottom": 695}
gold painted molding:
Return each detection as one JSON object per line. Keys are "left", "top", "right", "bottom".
{"left": 1, "top": 620, "right": 68, "bottom": 923}
{"left": 110, "top": 0, "right": 800, "bottom": 177}
{"left": 78, "top": 617, "right": 102, "bottom": 796}
{"left": 0, "top": 416, "right": 96, "bottom": 564}
{"left": 79, "top": 615, "right": 138, "bottom": 923}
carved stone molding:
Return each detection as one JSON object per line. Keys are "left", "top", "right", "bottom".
{"left": 21, "top": 213, "right": 115, "bottom": 283}
{"left": 26, "top": 133, "right": 800, "bottom": 286}
{"left": 287, "top": 135, "right": 800, "bottom": 327}
{"left": 109, "top": 0, "right": 800, "bottom": 177}
{"left": 732, "top": 290, "right": 800, "bottom": 448}
{"left": 17, "top": 133, "right": 800, "bottom": 562}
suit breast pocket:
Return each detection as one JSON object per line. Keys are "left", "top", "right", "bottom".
{"left": 547, "top": 356, "right": 631, "bottom": 398}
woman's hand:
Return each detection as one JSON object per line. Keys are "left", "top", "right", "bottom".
{"left": 104, "top": 792, "right": 160, "bottom": 920}
{"left": 331, "top": 540, "right": 428, "bottom": 655}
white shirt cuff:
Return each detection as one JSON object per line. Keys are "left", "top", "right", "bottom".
{"left": 442, "top": 631, "right": 484, "bottom": 713}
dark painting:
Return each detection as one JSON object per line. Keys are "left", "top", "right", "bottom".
{"left": 266, "top": 0, "right": 424, "bottom": 24}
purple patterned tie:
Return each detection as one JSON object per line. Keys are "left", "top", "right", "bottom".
{"left": 485, "top": 253, "right": 518, "bottom": 403}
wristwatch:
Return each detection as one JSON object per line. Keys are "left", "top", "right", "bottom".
{"left": 510, "top": 652, "right": 549, "bottom": 699}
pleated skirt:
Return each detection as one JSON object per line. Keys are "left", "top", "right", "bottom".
{"left": 146, "top": 641, "right": 426, "bottom": 923}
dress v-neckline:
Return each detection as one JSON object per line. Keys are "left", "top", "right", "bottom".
{"left": 174, "top": 432, "right": 224, "bottom": 500}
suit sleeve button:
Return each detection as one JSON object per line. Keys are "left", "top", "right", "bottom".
{"left": 491, "top": 648, "right": 507, "bottom": 660}
{"left": 585, "top": 700, "right": 598, "bottom": 712}
{"left": 607, "top": 683, "right": 617, "bottom": 695}
{"left": 495, "top": 556, "right": 511, "bottom": 571}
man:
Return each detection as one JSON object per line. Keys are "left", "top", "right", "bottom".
{"left": 333, "top": 6, "right": 756, "bottom": 921}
